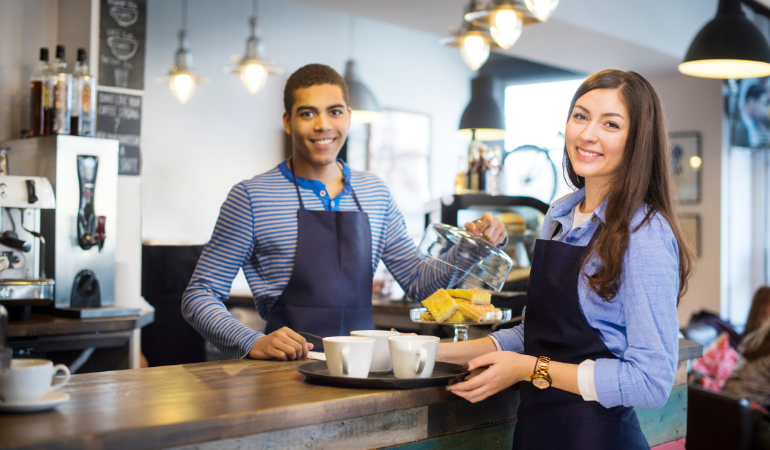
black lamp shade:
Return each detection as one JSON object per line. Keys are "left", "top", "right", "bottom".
{"left": 680, "top": 0, "right": 770, "bottom": 79}
{"left": 459, "top": 76, "right": 506, "bottom": 140}
{"left": 344, "top": 60, "right": 381, "bottom": 122}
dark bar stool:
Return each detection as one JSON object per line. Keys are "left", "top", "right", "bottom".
{"left": 141, "top": 244, "right": 206, "bottom": 367}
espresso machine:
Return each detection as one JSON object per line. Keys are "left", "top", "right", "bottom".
{"left": 0, "top": 150, "right": 57, "bottom": 320}
{"left": 0, "top": 135, "right": 137, "bottom": 318}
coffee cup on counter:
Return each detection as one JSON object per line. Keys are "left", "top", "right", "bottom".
{"left": 0, "top": 359, "right": 70, "bottom": 404}
{"left": 388, "top": 335, "right": 439, "bottom": 379}
{"left": 322, "top": 336, "right": 375, "bottom": 378}
{"left": 350, "top": 330, "right": 399, "bottom": 373}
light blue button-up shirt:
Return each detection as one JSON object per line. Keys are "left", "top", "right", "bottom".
{"left": 490, "top": 189, "right": 680, "bottom": 409}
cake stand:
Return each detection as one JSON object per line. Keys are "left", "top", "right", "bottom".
{"left": 410, "top": 307, "right": 513, "bottom": 342}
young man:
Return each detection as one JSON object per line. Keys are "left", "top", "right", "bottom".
{"left": 182, "top": 64, "right": 505, "bottom": 361}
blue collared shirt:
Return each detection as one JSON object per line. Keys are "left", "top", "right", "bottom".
{"left": 490, "top": 189, "right": 680, "bottom": 409}
{"left": 277, "top": 159, "right": 352, "bottom": 211}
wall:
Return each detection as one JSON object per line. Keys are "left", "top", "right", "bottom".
{"left": 0, "top": 0, "right": 58, "bottom": 140}
{"left": 645, "top": 72, "right": 724, "bottom": 326}
{"left": 142, "top": 0, "right": 473, "bottom": 244}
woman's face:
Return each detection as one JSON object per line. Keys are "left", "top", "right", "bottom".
{"left": 565, "top": 88, "right": 630, "bottom": 185}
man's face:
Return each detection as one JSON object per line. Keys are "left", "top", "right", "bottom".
{"left": 283, "top": 84, "right": 351, "bottom": 167}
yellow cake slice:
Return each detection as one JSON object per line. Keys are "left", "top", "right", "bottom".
{"left": 419, "top": 313, "right": 435, "bottom": 322}
{"left": 445, "top": 311, "right": 467, "bottom": 323}
{"left": 457, "top": 302, "right": 496, "bottom": 323}
{"left": 446, "top": 288, "right": 491, "bottom": 305}
{"left": 421, "top": 289, "right": 459, "bottom": 322}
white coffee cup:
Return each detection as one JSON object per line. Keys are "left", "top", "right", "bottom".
{"left": 351, "top": 330, "right": 399, "bottom": 373}
{"left": 388, "top": 335, "right": 440, "bottom": 379}
{"left": 323, "top": 336, "right": 375, "bottom": 378}
{"left": 0, "top": 359, "right": 71, "bottom": 403}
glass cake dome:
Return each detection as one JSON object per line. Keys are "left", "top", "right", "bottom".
{"left": 417, "top": 223, "right": 514, "bottom": 293}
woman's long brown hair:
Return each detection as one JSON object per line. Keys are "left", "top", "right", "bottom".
{"left": 742, "top": 287, "right": 770, "bottom": 361}
{"left": 744, "top": 286, "right": 770, "bottom": 337}
{"left": 564, "top": 69, "right": 696, "bottom": 303}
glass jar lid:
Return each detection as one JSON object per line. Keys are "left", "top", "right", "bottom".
{"left": 417, "top": 223, "right": 514, "bottom": 293}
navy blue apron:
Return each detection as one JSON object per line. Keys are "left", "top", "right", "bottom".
{"left": 264, "top": 160, "right": 374, "bottom": 352}
{"left": 513, "top": 223, "right": 649, "bottom": 450}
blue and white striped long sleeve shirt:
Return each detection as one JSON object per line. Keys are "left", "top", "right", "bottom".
{"left": 490, "top": 189, "right": 680, "bottom": 410}
{"left": 182, "top": 160, "right": 438, "bottom": 359}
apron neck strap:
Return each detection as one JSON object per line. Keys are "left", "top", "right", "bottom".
{"left": 349, "top": 186, "right": 364, "bottom": 212}
{"left": 288, "top": 157, "right": 305, "bottom": 210}
{"left": 288, "top": 157, "right": 365, "bottom": 213}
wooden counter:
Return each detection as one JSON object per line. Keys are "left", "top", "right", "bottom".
{"left": 0, "top": 340, "right": 702, "bottom": 450}
{"left": 6, "top": 308, "right": 155, "bottom": 372}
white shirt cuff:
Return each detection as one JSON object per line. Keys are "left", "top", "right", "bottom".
{"left": 577, "top": 359, "right": 599, "bottom": 401}
{"left": 489, "top": 335, "right": 502, "bottom": 351}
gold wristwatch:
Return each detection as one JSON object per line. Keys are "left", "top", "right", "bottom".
{"left": 530, "top": 356, "right": 552, "bottom": 389}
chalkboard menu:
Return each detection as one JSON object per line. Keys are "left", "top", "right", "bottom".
{"left": 95, "top": 92, "right": 142, "bottom": 176}
{"left": 99, "top": 0, "right": 146, "bottom": 90}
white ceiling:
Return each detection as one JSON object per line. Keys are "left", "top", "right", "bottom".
{"left": 289, "top": 0, "right": 720, "bottom": 76}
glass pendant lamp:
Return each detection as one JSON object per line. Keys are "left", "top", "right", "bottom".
{"left": 225, "top": 0, "right": 283, "bottom": 95}
{"left": 524, "top": 0, "right": 560, "bottom": 22}
{"left": 156, "top": 0, "right": 208, "bottom": 104}
{"left": 440, "top": 1, "right": 498, "bottom": 71}
{"left": 465, "top": 0, "right": 535, "bottom": 49}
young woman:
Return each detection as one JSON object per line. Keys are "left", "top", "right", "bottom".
{"left": 437, "top": 69, "right": 696, "bottom": 450}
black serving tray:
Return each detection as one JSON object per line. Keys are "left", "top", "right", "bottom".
{"left": 297, "top": 361, "right": 470, "bottom": 389}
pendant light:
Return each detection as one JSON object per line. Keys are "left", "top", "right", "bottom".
{"left": 441, "top": 1, "right": 500, "bottom": 71}
{"left": 345, "top": 17, "right": 382, "bottom": 123}
{"left": 458, "top": 76, "right": 506, "bottom": 141}
{"left": 225, "top": 0, "right": 283, "bottom": 95}
{"left": 157, "top": 0, "right": 209, "bottom": 104}
{"left": 464, "top": 0, "right": 534, "bottom": 49}
{"left": 679, "top": 0, "right": 770, "bottom": 79}
{"left": 523, "top": 0, "right": 559, "bottom": 22}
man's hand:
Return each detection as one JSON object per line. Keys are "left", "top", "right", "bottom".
{"left": 465, "top": 212, "right": 506, "bottom": 247}
{"left": 248, "top": 327, "right": 313, "bottom": 360}
{"left": 447, "top": 351, "right": 537, "bottom": 403}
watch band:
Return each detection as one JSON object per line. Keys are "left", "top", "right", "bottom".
{"left": 534, "top": 356, "right": 550, "bottom": 376}
{"left": 530, "top": 356, "right": 552, "bottom": 389}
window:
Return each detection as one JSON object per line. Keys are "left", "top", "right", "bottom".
{"left": 504, "top": 79, "right": 584, "bottom": 203}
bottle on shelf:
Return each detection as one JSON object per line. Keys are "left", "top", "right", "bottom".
{"left": 468, "top": 146, "right": 480, "bottom": 191}
{"left": 72, "top": 48, "right": 95, "bottom": 137}
{"left": 486, "top": 146, "right": 504, "bottom": 195}
{"left": 51, "top": 45, "right": 72, "bottom": 135}
{"left": 476, "top": 145, "right": 488, "bottom": 193}
{"left": 29, "top": 48, "right": 50, "bottom": 137}
{"left": 455, "top": 156, "right": 467, "bottom": 195}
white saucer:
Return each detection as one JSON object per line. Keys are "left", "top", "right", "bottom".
{"left": 0, "top": 391, "right": 70, "bottom": 413}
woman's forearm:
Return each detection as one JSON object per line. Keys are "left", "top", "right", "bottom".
{"left": 547, "top": 360, "right": 581, "bottom": 396}
{"left": 437, "top": 337, "right": 498, "bottom": 365}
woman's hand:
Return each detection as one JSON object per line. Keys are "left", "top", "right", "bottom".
{"left": 465, "top": 212, "right": 506, "bottom": 246}
{"left": 448, "top": 351, "right": 537, "bottom": 403}
{"left": 437, "top": 337, "right": 498, "bottom": 365}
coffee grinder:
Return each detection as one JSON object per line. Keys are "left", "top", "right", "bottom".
{"left": 0, "top": 149, "right": 57, "bottom": 320}
{"left": 0, "top": 136, "right": 138, "bottom": 318}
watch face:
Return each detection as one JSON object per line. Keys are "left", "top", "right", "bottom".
{"left": 532, "top": 377, "right": 550, "bottom": 389}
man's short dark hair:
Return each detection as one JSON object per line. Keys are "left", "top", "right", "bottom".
{"left": 283, "top": 64, "right": 349, "bottom": 115}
